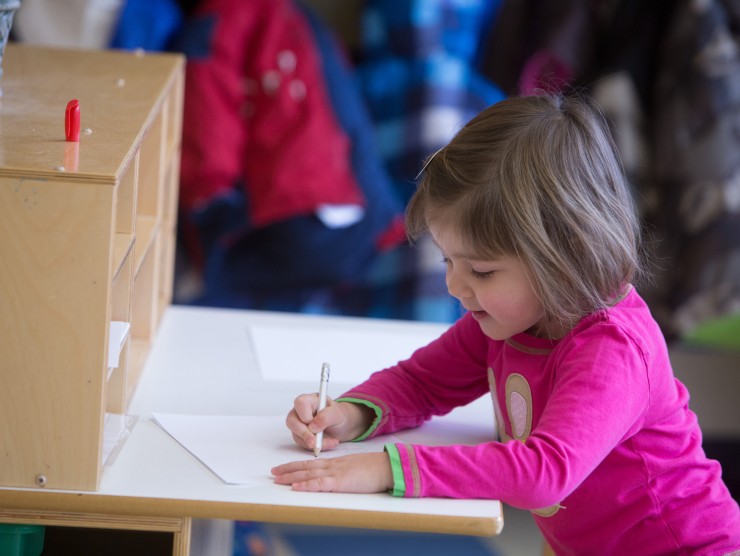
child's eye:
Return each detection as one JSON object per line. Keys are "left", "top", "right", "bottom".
{"left": 471, "top": 269, "right": 494, "bottom": 279}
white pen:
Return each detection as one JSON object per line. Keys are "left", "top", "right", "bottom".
{"left": 314, "top": 362, "right": 330, "bottom": 457}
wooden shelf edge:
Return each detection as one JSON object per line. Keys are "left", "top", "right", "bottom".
{"left": 126, "top": 338, "right": 152, "bottom": 406}
{"left": 133, "top": 215, "right": 159, "bottom": 278}
{"left": 0, "top": 507, "right": 186, "bottom": 533}
{"left": 112, "top": 233, "right": 135, "bottom": 280}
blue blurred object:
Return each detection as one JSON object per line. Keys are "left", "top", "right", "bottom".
{"left": 109, "top": 0, "right": 183, "bottom": 51}
{"left": 353, "top": 0, "right": 506, "bottom": 323}
{"left": 356, "top": 0, "right": 506, "bottom": 203}
{"left": 233, "top": 521, "right": 272, "bottom": 556}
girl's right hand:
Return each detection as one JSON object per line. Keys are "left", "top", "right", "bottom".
{"left": 285, "top": 395, "right": 372, "bottom": 452}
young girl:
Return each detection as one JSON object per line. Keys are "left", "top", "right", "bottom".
{"left": 271, "top": 94, "right": 740, "bottom": 554}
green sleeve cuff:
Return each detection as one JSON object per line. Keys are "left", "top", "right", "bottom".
{"left": 335, "top": 397, "right": 383, "bottom": 441}
{"left": 384, "top": 443, "right": 406, "bottom": 497}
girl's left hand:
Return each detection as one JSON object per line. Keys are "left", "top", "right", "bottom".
{"left": 271, "top": 451, "right": 393, "bottom": 494}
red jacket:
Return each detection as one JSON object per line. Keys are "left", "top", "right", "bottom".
{"left": 180, "top": 0, "right": 365, "bottom": 227}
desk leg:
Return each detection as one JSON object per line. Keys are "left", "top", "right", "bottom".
{"left": 172, "top": 516, "right": 191, "bottom": 556}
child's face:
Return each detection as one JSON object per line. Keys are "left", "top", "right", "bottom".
{"left": 430, "top": 223, "right": 549, "bottom": 341}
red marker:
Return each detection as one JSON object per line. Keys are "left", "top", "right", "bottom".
{"left": 65, "top": 99, "right": 80, "bottom": 142}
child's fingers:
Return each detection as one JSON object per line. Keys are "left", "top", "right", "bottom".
{"left": 306, "top": 399, "right": 340, "bottom": 433}
{"left": 272, "top": 452, "right": 392, "bottom": 493}
{"left": 288, "top": 429, "right": 341, "bottom": 452}
{"left": 286, "top": 407, "right": 342, "bottom": 451}
{"left": 271, "top": 458, "right": 320, "bottom": 476}
{"left": 271, "top": 459, "right": 336, "bottom": 491}
{"left": 288, "top": 428, "right": 311, "bottom": 450}
{"left": 293, "top": 393, "right": 337, "bottom": 426}
{"left": 285, "top": 409, "right": 317, "bottom": 448}
{"left": 293, "top": 393, "right": 319, "bottom": 424}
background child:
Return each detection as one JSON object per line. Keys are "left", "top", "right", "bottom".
{"left": 272, "top": 93, "right": 740, "bottom": 554}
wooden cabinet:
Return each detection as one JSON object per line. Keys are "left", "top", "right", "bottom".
{"left": 0, "top": 44, "right": 184, "bottom": 491}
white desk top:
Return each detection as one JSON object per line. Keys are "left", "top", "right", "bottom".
{"left": 0, "top": 306, "right": 503, "bottom": 536}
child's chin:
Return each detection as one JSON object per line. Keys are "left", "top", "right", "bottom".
{"left": 478, "top": 323, "right": 509, "bottom": 341}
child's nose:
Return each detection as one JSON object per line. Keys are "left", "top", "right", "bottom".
{"left": 446, "top": 268, "right": 471, "bottom": 300}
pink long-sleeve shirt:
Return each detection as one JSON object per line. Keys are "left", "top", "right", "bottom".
{"left": 340, "top": 289, "right": 740, "bottom": 554}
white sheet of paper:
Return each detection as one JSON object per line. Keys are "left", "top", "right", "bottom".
{"left": 247, "top": 322, "right": 442, "bottom": 383}
{"left": 108, "top": 320, "right": 130, "bottom": 369}
{"left": 152, "top": 413, "right": 401, "bottom": 485}
{"left": 152, "top": 404, "right": 495, "bottom": 486}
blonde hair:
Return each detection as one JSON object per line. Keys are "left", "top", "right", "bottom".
{"left": 406, "top": 93, "right": 643, "bottom": 326}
